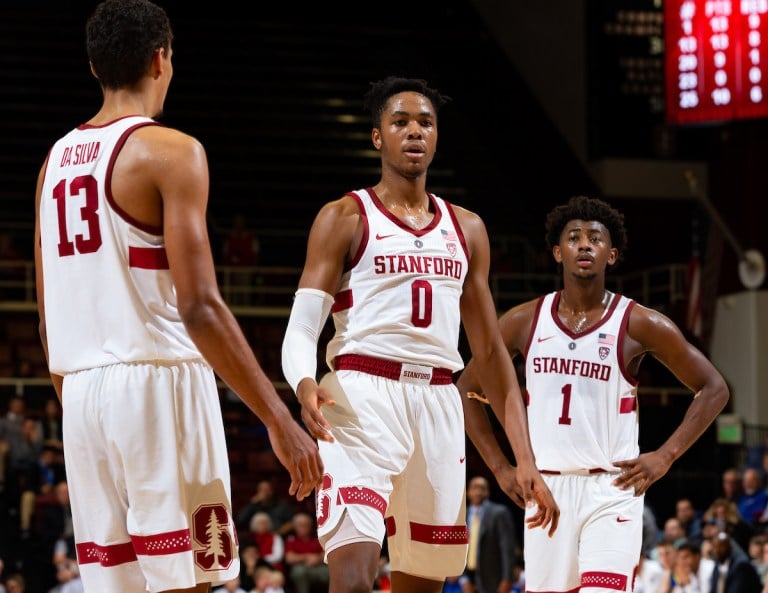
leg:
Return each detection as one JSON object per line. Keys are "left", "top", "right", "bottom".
{"left": 327, "top": 541, "right": 380, "bottom": 593}
{"left": 390, "top": 572, "right": 444, "bottom": 593}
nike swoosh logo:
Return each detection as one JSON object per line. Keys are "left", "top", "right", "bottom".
{"left": 616, "top": 517, "right": 631, "bottom": 523}
{"left": 537, "top": 336, "right": 555, "bottom": 342}
{"left": 459, "top": 457, "right": 466, "bottom": 463}
{"left": 375, "top": 233, "right": 396, "bottom": 240}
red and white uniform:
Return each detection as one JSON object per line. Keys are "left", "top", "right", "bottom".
{"left": 523, "top": 291, "right": 643, "bottom": 592}
{"left": 39, "top": 117, "right": 238, "bottom": 593}
{"left": 316, "top": 188, "right": 470, "bottom": 578}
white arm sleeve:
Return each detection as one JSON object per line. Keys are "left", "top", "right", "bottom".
{"left": 281, "top": 288, "right": 334, "bottom": 394}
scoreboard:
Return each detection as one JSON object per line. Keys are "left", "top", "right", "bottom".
{"left": 665, "top": 0, "right": 768, "bottom": 124}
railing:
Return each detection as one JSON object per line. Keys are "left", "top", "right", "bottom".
{"left": 2, "top": 260, "right": 689, "bottom": 315}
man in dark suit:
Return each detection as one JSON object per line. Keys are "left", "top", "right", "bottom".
{"left": 464, "top": 475, "right": 519, "bottom": 593}
{"left": 710, "top": 531, "right": 762, "bottom": 593}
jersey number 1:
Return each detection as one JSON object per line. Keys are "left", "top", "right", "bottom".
{"left": 559, "top": 383, "right": 573, "bottom": 425}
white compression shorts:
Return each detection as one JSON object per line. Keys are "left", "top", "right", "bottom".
{"left": 62, "top": 360, "right": 239, "bottom": 593}
{"left": 315, "top": 366, "right": 468, "bottom": 580}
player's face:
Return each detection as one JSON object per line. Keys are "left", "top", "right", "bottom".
{"left": 373, "top": 91, "right": 437, "bottom": 179}
{"left": 553, "top": 219, "right": 618, "bottom": 279}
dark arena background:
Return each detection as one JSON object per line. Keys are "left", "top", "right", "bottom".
{"left": 2, "top": 1, "right": 768, "bottom": 592}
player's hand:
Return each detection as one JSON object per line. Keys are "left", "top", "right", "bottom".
{"left": 296, "top": 379, "right": 335, "bottom": 443}
{"left": 267, "top": 420, "right": 324, "bottom": 501}
{"left": 494, "top": 464, "right": 526, "bottom": 509}
{"left": 612, "top": 452, "right": 670, "bottom": 496}
{"left": 516, "top": 463, "right": 559, "bottom": 536}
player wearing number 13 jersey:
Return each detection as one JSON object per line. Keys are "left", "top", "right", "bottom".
{"left": 33, "top": 2, "right": 323, "bottom": 593}
{"left": 457, "top": 195, "right": 729, "bottom": 593}
{"left": 281, "top": 76, "right": 558, "bottom": 593}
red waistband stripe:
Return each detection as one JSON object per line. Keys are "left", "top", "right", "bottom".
{"left": 334, "top": 354, "right": 453, "bottom": 385}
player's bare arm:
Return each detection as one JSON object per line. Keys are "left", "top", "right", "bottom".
{"left": 455, "top": 207, "right": 559, "bottom": 535}
{"left": 612, "top": 304, "right": 729, "bottom": 495}
{"left": 458, "top": 299, "right": 557, "bottom": 525}
{"left": 126, "top": 127, "right": 324, "bottom": 500}
{"left": 288, "top": 195, "right": 362, "bottom": 440}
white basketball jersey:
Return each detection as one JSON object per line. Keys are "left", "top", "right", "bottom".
{"left": 325, "top": 188, "right": 469, "bottom": 372}
{"left": 39, "top": 116, "right": 202, "bottom": 374}
{"left": 524, "top": 291, "right": 639, "bottom": 472}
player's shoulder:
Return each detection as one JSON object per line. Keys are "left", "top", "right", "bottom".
{"left": 128, "top": 123, "right": 205, "bottom": 157}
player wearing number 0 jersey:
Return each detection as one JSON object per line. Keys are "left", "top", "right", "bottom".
{"left": 457, "top": 195, "right": 729, "bottom": 593}
{"left": 281, "top": 76, "right": 558, "bottom": 593}
{"left": 34, "top": 2, "right": 323, "bottom": 592}
{"left": 325, "top": 187, "right": 468, "bottom": 371}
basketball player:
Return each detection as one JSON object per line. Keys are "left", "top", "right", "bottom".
{"left": 280, "top": 76, "right": 559, "bottom": 593}
{"left": 456, "top": 195, "right": 730, "bottom": 592}
{"left": 33, "top": 1, "right": 323, "bottom": 592}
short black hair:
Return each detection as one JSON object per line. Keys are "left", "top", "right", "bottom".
{"left": 363, "top": 76, "right": 451, "bottom": 128}
{"left": 545, "top": 195, "right": 628, "bottom": 267}
{"left": 86, "top": 0, "right": 173, "bottom": 89}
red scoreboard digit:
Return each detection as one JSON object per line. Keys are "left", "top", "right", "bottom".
{"left": 665, "top": 0, "right": 768, "bottom": 124}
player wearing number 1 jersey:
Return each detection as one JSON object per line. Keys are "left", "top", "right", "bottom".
{"left": 456, "top": 195, "right": 729, "bottom": 593}
{"left": 33, "top": 2, "right": 323, "bottom": 593}
{"left": 281, "top": 76, "right": 558, "bottom": 593}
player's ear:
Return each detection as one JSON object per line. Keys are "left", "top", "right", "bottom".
{"left": 552, "top": 245, "right": 562, "bottom": 263}
{"left": 607, "top": 247, "right": 618, "bottom": 266}
{"left": 371, "top": 129, "right": 382, "bottom": 150}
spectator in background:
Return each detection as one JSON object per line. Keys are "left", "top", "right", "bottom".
{"left": 0, "top": 396, "right": 28, "bottom": 489}
{"left": 722, "top": 468, "right": 744, "bottom": 505}
{"left": 643, "top": 504, "right": 661, "bottom": 559}
{"left": 676, "top": 497, "right": 704, "bottom": 545}
{"left": 4, "top": 573, "right": 24, "bottom": 593}
{"left": 39, "top": 399, "right": 63, "bottom": 444}
{"left": 212, "top": 575, "right": 248, "bottom": 593}
{"left": 283, "top": 512, "right": 328, "bottom": 593}
{"left": 463, "top": 475, "right": 518, "bottom": 593}
{"left": 702, "top": 498, "right": 755, "bottom": 557}
{"left": 238, "top": 542, "right": 272, "bottom": 591}
{"left": 748, "top": 534, "right": 768, "bottom": 584}
{"left": 710, "top": 531, "right": 762, "bottom": 593}
{"left": 48, "top": 558, "right": 84, "bottom": 593}
{"left": 249, "top": 512, "right": 285, "bottom": 573}
{"left": 237, "top": 479, "right": 295, "bottom": 537}
{"left": 635, "top": 552, "right": 664, "bottom": 593}
{"left": 661, "top": 517, "right": 689, "bottom": 551}
{"left": 746, "top": 435, "right": 768, "bottom": 477}
{"left": 18, "top": 439, "right": 66, "bottom": 538}
{"left": 266, "top": 568, "right": 286, "bottom": 593}
{"left": 739, "top": 468, "right": 768, "bottom": 528}
{"left": 41, "top": 480, "right": 75, "bottom": 565}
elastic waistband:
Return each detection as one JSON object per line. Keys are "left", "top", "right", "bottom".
{"left": 334, "top": 354, "right": 454, "bottom": 385}
{"left": 540, "top": 468, "right": 608, "bottom": 476}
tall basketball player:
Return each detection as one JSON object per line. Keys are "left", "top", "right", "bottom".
{"left": 280, "top": 76, "right": 559, "bottom": 593}
{"left": 457, "top": 195, "right": 729, "bottom": 593}
{"left": 34, "top": 2, "right": 322, "bottom": 592}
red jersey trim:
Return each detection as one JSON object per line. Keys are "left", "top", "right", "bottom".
{"left": 76, "top": 541, "right": 137, "bottom": 566}
{"left": 131, "top": 528, "right": 192, "bottom": 556}
{"left": 617, "top": 299, "right": 639, "bottom": 387}
{"left": 367, "top": 187, "right": 443, "bottom": 237}
{"left": 345, "top": 191, "right": 369, "bottom": 271}
{"left": 332, "top": 289, "right": 353, "bottom": 313}
{"left": 104, "top": 121, "right": 164, "bottom": 235}
{"left": 338, "top": 486, "right": 387, "bottom": 516}
{"left": 551, "top": 290, "right": 621, "bottom": 340}
{"left": 129, "top": 246, "right": 169, "bottom": 270}
{"left": 581, "top": 570, "right": 628, "bottom": 591}
{"left": 443, "top": 200, "right": 470, "bottom": 261}
{"left": 524, "top": 295, "right": 548, "bottom": 359}
{"left": 409, "top": 522, "right": 468, "bottom": 545}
